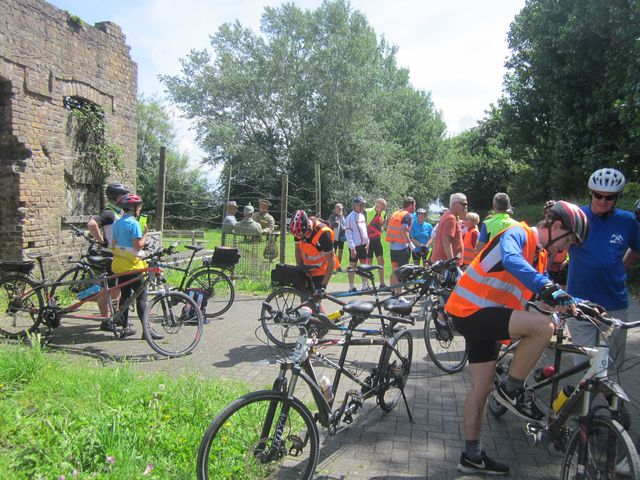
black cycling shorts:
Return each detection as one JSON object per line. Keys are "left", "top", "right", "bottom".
{"left": 349, "top": 244, "right": 368, "bottom": 262}
{"left": 311, "top": 275, "right": 324, "bottom": 290}
{"left": 390, "top": 247, "right": 410, "bottom": 266}
{"left": 450, "top": 307, "right": 512, "bottom": 363}
{"left": 367, "top": 238, "right": 384, "bottom": 259}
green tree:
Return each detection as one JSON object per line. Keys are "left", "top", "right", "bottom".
{"left": 500, "top": 0, "right": 640, "bottom": 196}
{"left": 136, "top": 95, "right": 215, "bottom": 228}
{"left": 162, "top": 0, "right": 446, "bottom": 214}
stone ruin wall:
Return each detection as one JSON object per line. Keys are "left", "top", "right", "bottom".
{"left": 0, "top": 0, "right": 137, "bottom": 269}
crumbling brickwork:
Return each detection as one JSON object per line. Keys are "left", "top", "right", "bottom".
{"left": 0, "top": 0, "right": 137, "bottom": 267}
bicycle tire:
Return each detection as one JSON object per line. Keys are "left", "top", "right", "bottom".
{"left": 197, "top": 390, "right": 319, "bottom": 480}
{"left": 0, "top": 274, "right": 45, "bottom": 339}
{"left": 423, "top": 297, "right": 468, "bottom": 373}
{"left": 378, "top": 328, "right": 413, "bottom": 412}
{"left": 142, "top": 291, "right": 204, "bottom": 358}
{"left": 261, "top": 287, "right": 315, "bottom": 348}
{"left": 561, "top": 416, "right": 640, "bottom": 480}
{"left": 50, "top": 265, "right": 96, "bottom": 308}
{"left": 185, "top": 268, "right": 235, "bottom": 318}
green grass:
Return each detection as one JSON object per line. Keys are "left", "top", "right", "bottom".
{"left": 0, "top": 340, "right": 251, "bottom": 479}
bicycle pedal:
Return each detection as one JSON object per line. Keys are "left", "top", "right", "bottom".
{"left": 525, "top": 422, "right": 549, "bottom": 447}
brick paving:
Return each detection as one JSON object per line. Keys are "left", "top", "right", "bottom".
{"left": 18, "top": 285, "right": 640, "bottom": 479}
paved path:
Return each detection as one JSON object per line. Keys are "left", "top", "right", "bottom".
{"left": 21, "top": 285, "right": 640, "bottom": 479}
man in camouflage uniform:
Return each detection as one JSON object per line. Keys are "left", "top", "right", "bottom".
{"left": 253, "top": 199, "right": 276, "bottom": 233}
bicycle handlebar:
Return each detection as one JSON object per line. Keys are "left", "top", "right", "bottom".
{"left": 527, "top": 301, "right": 640, "bottom": 330}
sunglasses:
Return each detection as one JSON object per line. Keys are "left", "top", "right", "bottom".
{"left": 457, "top": 202, "right": 468, "bottom": 207}
{"left": 591, "top": 192, "right": 618, "bottom": 202}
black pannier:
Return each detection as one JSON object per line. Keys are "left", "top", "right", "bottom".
{"left": 271, "top": 264, "right": 308, "bottom": 289}
{"left": 207, "top": 247, "right": 241, "bottom": 267}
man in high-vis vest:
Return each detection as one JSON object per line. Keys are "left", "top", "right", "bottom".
{"left": 445, "top": 201, "right": 588, "bottom": 475}
{"left": 87, "top": 183, "right": 129, "bottom": 326}
{"left": 290, "top": 210, "right": 338, "bottom": 300}
{"left": 474, "top": 192, "right": 519, "bottom": 256}
{"left": 385, "top": 197, "right": 415, "bottom": 292}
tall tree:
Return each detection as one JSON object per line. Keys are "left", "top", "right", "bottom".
{"left": 136, "top": 95, "right": 215, "bottom": 228}
{"left": 500, "top": 0, "right": 640, "bottom": 196}
{"left": 162, "top": 0, "right": 447, "bottom": 214}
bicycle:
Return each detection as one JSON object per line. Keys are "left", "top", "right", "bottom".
{"left": 0, "top": 248, "right": 204, "bottom": 358}
{"left": 196, "top": 300, "right": 415, "bottom": 479}
{"left": 262, "top": 262, "right": 429, "bottom": 348}
{"left": 488, "top": 302, "right": 640, "bottom": 479}
{"left": 152, "top": 244, "right": 237, "bottom": 320}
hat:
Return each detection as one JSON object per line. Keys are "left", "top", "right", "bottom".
{"left": 258, "top": 199, "right": 272, "bottom": 207}
{"left": 352, "top": 195, "right": 366, "bottom": 205}
{"left": 493, "top": 193, "right": 511, "bottom": 212}
{"left": 243, "top": 204, "right": 254, "bottom": 215}
{"left": 416, "top": 208, "right": 427, "bottom": 214}
{"left": 226, "top": 200, "right": 238, "bottom": 208}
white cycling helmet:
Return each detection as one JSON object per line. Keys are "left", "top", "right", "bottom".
{"left": 588, "top": 168, "right": 626, "bottom": 193}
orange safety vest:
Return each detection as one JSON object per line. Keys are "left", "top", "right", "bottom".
{"left": 462, "top": 226, "right": 479, "bottom": 266}
{"left": 384, "top": 209, "right": 411, "bottom": 243}
{"left": 446, "top": 222, "right": 548, "bottom": 318}
{"left": 299, "top": 222, "right": 339, "bottom": 276}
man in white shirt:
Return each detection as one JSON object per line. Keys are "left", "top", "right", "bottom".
{"left": 345, "top": 196, "right": 369, "bottom": 292}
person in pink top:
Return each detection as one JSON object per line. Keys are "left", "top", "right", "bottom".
{"left": 431, "top": 193, "right": 467, "bottom": 265}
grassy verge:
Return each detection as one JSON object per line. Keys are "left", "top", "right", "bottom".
{"left": 0, "top": 340, "right": 251, "bottom": 479}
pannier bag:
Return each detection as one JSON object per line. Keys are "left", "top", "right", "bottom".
{"left": 207, "top": 247, "right": 241, "bottom": 268}
{"left": 0, "top": 261, "right": 35, "bottom": 275}
{"left": 182, "top": 287, "right": 209, "bottom": 324}
{"left": 270, "top": 264, "right": 308, "bottom": 289}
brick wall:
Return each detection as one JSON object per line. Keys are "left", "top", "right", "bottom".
{"left": 0, "top": 0, "right": 137, "bottom": 269}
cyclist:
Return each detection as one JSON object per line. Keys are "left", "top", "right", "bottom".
{"left": 111, "top": 193, "right": 162, "bottom": 339}
{"left": 410, "top": 208, "right": 432, "bottom": 267}
{"left": 86, "top": 182, "right": 129, "bottom": 328}
{"left": 566, "top": 168, "right": 640, "bottom": 366}
{"left": 365, "top": 198, "right": 388, "bottom": 287}
{"left": 290, "top": 210, "right": 338, "bottom": 308}
{"left": 445, "top": 201, "right": 588, "bottom": 475}
{"left": 385, "top": 197, "right": 415, "bottom": 292}
{"left": 345, "top": 196, "right": 369, "bottom": 292}
{"left": 473, "top": 192, "right": 518, "bottom": 256}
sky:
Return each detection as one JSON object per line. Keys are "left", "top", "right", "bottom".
{"left": 48, "top": 0, "right": 527, "bottom": 179}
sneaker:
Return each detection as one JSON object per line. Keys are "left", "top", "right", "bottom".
{"left": 349, "top": 287, "right": 358, "bottom": 293}
{"left": 457, "top": 451, "right": 509, "bottom": 475}
{"left": 145, "top": 328, "right": 165, "bottom": 341}
{"left": 120, "top": 326, "right": 137, "bottom": 338}
{"left": 361, "top": 285, "right": 371, "bottom": 292}
{"left": 379, "top": 283, "right": 387, "bottom": 289}
{"left": 99, "top": 321, "right": 114, "bottom": 332}
{"left": 494, "top": 383, "right": 545, "bottom": 421}
{"left": 616, "top": 458, "right": 630, "bottom": 476}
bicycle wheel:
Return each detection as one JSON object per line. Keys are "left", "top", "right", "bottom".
{"left": 50, "top": 265, "right": 96, "bottom": 307}
{"left": 197, "top": 390, "right": 319, "bottom": 480}
{"left": 186, "top": 268, "right": 235, "bottom": 318}
{"left": 142, "top": 291, "right": 204, "bottom": 358}
{"left": 378, "top": 328, "right": 413, "bottom": 412}
{"left": 0, "top": 275, "right": 44, "bottom": 338}
{"left": 261, "top": 287, "right": 314, "bottom": 348}
{"left": 423, "top": 297, "right": 468, "bottom": 373}
{"left": 488, "top": 351, "right": 511, "bottom": 417}
{"left": 561, "top": 416, "right": 640, "bottom": 480}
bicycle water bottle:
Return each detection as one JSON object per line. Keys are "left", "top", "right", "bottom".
{"left": 533, "top": 364, "right": 555, "bottom": 382}
{"left": 319, "top": 376, "right": 334, "bottom": 402}
{"left": 76, "top": 284, "right": 101, "bottom": 300}
{"left": 552, "top": 385, "right": 575, "bottom": 412}
{"left": 327, "top": 309, "right": 343, "bottom": 321}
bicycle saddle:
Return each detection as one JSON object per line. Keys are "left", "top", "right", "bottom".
{"left": 185, "top": 245, "right": 204, "bottom": 252}
{"left": 297, "top": 264, "right": 320, "bottom": 273}
{"left": 356, "top": 264, "right": 383, "bottom": 273}
{"left": 383, "top": 298, "right": 413, "bottom": 316}
{"left": 342, "top": 301, "right": 375, "bottom": 315}
{"left": 88, "top": 256, "right": 113, "bottom": 268}
{"left": 27, "top": 252, "right": 52, "bottom": 259}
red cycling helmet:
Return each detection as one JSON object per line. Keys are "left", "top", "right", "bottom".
{"left": 290, "top": 210, "right": 310, "bottom": 238}
{"left": 548, "top": 200, "right": 589, "bottom": 245}
{"left": 117, "top": 193, "right": 143, "bottom": 209}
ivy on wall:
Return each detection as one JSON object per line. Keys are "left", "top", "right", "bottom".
{"left": 63, "top": 96, "right": 123, "bottom": 182}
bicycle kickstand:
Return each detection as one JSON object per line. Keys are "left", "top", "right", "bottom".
{"left": 400, "top": 386, "right": 415, "bottom": 423}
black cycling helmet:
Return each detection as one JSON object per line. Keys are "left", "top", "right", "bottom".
{"left": 106, "top": 183, "right": 129, "bottom": 201}
{"left": 543, "top": 199, "right": 556, "bottom": 210}
{"left": 352, "top": 196, "right": 366, "bottom": 205}
{"left": 416, "top": 208, "right": 427, "bottom": 214}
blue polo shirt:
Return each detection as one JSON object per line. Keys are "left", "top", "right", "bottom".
{"left": 567, "top": 207, "right": 640, "bottom": 310}
{"left": 410, "top": 220, "right": 433, "bottom": 245}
